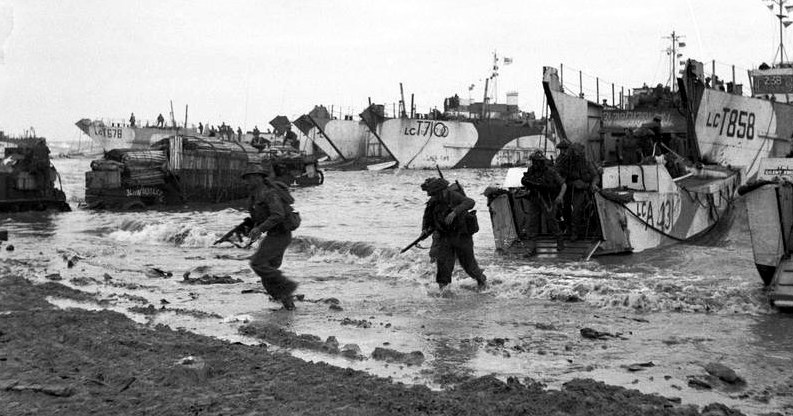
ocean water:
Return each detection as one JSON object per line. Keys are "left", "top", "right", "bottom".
{"left": 2, "top": 156, "right": 792, "bottom": 415}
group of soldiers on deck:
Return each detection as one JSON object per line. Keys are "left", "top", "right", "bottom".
{"left": 519, "top": 142, "right": 600, "bottom": 256}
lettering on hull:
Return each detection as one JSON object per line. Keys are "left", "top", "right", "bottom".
{"left": 92, "top": 126, "right": 124, "bottom": 139}
{"left": 704, "top": 107, "right": 755, "bottom": 139}
{"left": 402, "top": 121, "right": 449, "bottom": 138}
{"left": 633, "top": 196, "right": 681, "bottom": 233}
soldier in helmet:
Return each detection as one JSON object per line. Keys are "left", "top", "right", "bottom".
{"left": 556, "top": 142, "right": 599, "bottom": 241}
{"left": 242, "top": 164, "right": 299, "bottom": 310}
{"left": 420, "top": 177, "right": 487, "bottom": 291}
{"left": 521, "top": 151, "right": 567, "bottom": 255}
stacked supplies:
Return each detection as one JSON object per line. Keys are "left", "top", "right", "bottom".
{"left": 121, "top": 150, "right": 166, "bottom": 187}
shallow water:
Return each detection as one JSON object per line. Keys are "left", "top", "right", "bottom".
{"left": 1, "top": 156, "right": 792, "bottom": 415}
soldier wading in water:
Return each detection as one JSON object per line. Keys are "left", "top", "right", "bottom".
{"left": 242, "top": 165, "right": 301, "bottom": 310}
{"left": 420, "top": 177, "right": 487, "bottom": 291}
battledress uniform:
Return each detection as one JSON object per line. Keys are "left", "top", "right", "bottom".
{"left": 248, "top": 179, "right": 298, "bottom": 307}
{"left": 421, "top": 179, "right": 487, "bottom": 289}
{"left": 521, "top": 155, "right": 565, "bottom": 254}
{"left": 556, "top": 143, "right": 598, "bottom": 240}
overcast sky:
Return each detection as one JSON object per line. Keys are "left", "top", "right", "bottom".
{"left": 0, "top": 0, "right": 784, "bottom": 142}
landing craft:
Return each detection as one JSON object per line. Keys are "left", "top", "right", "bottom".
{"left": 488, "top": 33, "right": 744, "bottom": 258}
{"left": 75, "top": 117, "right": 200, "bottom": 152}
{"left": 375, "top": 54, "right": 556, "bottom": 169}
{"left": 83, "top": 135, "right": 322, "bottom": 210}
{"left": 0, "top": 132, "right": 70, "bottom": 212}
{"left": 739, "top": 158, "right": 793, "bottom": 308}
{"left": 293, "top": 104, "right": 393, "bottom": 169}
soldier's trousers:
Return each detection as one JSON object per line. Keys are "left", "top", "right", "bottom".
{"left": 249, "top": 231, "right": 298, "bottom": 300}
{"left": 567, "top": 188, "right": 590, "bottom": 238}
{"left": 524, "top": 195, "right": 561, "bottom": 251}
{"left": 435, "top": 233, "right": 485, "bottom": 286}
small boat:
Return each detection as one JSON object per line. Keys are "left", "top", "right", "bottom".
{"left": 366, "top": 160, "right": 397, "bottom": 171}
{"left": 739, "top": 158, "right": 793, "bottom": 307}
{"left": 83, "top": 135, "right": 322, "bottom": 210}
{"left": 0, "top": 133, "right": 70, "bottom": 212}
{"left": 488, "top": 160, "right": 739, "bottom": 259}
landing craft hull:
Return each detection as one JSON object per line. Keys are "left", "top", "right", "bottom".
{"left": 740, "top": 159, "right": 793, "bottom": 283}
{"left": 594, "top": 164, "right": 738, "bottom": 254}
{"left": 487, "top": 164, "right": 739, "bottom": 258}
{"left": 690, "top": 89, "right": 793, "bottom": 180}
{"left": 303, "top": 119, "right": 377, "bottom": 160}
{"left": 377, "top": 118, "right": 548, "bottom": 169}
{"left": 75, "top": 119, "right": 197, "bottom": 152}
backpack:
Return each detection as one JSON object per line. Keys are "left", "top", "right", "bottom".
{"left": 284, "top": 211, "right": 301, "bottom": 231}
{"left": 462, "top": 210, "right": 479, "bottom": 235}
{"left": 442, "top": 184, "right": 478, "bottom": 235}
{"left": 268, "top": 179, "right": 301, "bottom": 231}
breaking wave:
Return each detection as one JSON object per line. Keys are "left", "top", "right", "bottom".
{"left": 108, "top": 218, "right": 216, "bottom": 247}
{"left": 291, "top": 236, "right": 399, "bottom": 262}
{"left": 484, "top": 262, "right": 771, "bottom": 315}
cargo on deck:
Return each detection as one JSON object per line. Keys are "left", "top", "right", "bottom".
{"left": 84, "top": 135, "right": 322, "bottom": 210}
{"left": 0, "top": 134, "right": 70, "bottom": 212}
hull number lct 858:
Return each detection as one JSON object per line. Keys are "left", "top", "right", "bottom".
{"left": 705, "top": 108, "right": 755, "bottom": 139}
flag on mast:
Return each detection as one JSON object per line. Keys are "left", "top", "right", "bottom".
{"left": 503, "top": 57, "right": 513, "bottom": 65}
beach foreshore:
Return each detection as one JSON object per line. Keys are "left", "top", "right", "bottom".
{"left": 0, "top": 269, "right": 751, "bottom": 416}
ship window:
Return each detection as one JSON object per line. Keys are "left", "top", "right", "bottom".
{"left": 632, "top": 174, "right": 639, "bottom": 183}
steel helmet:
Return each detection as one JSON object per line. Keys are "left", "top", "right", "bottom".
{"left": 421, "top": 177, "right": 449, "bottom": 194}
{"left": 241, "top": 164, "right": 269, "bottom": 179}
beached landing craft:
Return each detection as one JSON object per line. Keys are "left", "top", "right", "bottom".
{"left": 544, "top": 45, "right": 793, "bottom": 184}
{"left": 293, "top": 105, "right": 393, "bottom": 169}
{"left": 75, "top": 117, "right": 200, "bottom": 152}
{"left": 488, "top": 161, "right": 739, "bottom": 258}
{"left": 83, "top": 135, "right": 321, "bottom": 210}
{"left": 488, "top": 40, "right": 741, "bottom": 258}
{"left": 0, "top": 133, "right": 70, "bottom": 212}
{"left": 739, "top": 158, "right": 793, "bottom": 307}
{"left": 375, "top": 55, "right": 554, "bottom": 169}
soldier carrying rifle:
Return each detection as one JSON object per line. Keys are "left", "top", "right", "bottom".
{"left": 413, "top": 177, "right": 487, "bottom": 292}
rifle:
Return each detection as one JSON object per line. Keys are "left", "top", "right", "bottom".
{"left": 213, "top": 217, "right": 254, "bottom": 247}
{"left": 400, "top": 228, "right": 434, "bottom": 254}
{"left": 436, "top": 164, "right": 466, "bottom": 196}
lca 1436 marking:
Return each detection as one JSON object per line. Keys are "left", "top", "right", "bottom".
{"left": 403, "top": 121, "right": 449, "bottom": 138}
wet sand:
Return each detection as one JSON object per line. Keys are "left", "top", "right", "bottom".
{"left": 0, "top": 270, "right": 758, "bottom": 416}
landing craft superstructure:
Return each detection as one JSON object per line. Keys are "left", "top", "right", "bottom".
{"left": 680, "top": 60, "right": 793, "bottom": 181}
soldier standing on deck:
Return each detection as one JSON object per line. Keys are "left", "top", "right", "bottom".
{"left": 556, "top": 143, "right": 599, "bottom": 241}
{"left": 242, "top": 165, "right": 299, "bottom": 310}
{"left": 420, "top": 177, "right": 487, "bottom": 291}
{"left": 521, "top": 151, "right": 567, "bottom": 256}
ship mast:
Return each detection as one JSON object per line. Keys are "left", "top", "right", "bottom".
{"left": 765, "top": 0, "right": 792, "bottom": 66}
{"left": 663, "top": 31, "right": 685, "bottom": 93}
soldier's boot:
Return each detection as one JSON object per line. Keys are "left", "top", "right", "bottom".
{"left": 475, "top": 274, "right": 488, "bottom": 291}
